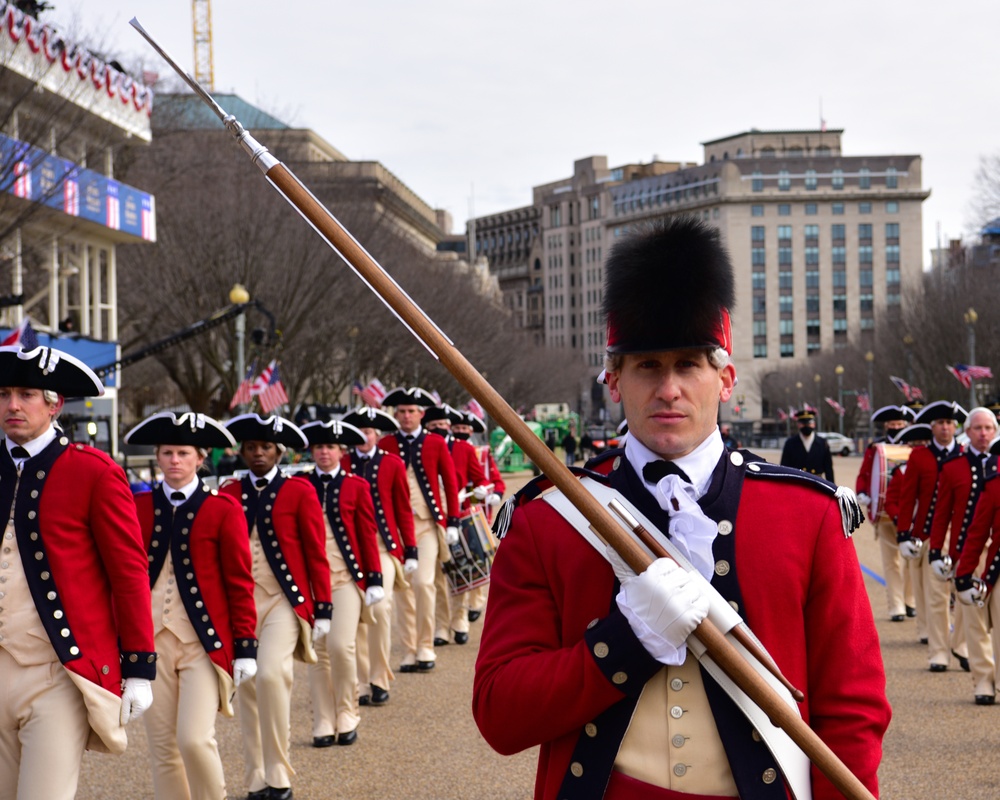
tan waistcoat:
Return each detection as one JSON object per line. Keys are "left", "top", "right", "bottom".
{"left": 0, "top": 519, "right": 58, "bottom": 666}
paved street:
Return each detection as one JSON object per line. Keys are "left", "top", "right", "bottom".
{"left": 76, "top": 452, "right": 1000, "bottom": 799}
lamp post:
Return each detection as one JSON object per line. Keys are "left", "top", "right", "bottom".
{"left": 814, "top": 373, "right": 822, "bottom": 431}
{"left": 965, "top": 308, "right": 978, "bottom": 409}
{"left": 835, "top": 364, "right": 845, "bottom": 435}
{"left": 230, "top": 283, "right": 251, "bottom": 411}
{"left": 865, "top": 351, "right": 875, "bottom": 441}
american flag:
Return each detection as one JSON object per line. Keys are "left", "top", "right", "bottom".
{"left": 825, "top": 396, "right": 846, "bottom": 417}
{"left": 229, "top": 361, "right": 257, "bottom": 410}
{"left": 777, "top": 408, "right": 788, "bottom": 421}
{"left": 256, "top": 360, "right": 289, "bottom": 414}
{"left": 1, "top": 318, "right": 39, "bottom": 349}
{"left": 352, "top": 378, "right": 386, "bottom": 408}
{"left": 430, "top": 389, "right": 442, "bottom": 405}
{"left": 889, "top": 375, "right": 923, "bottom": 402}
{"left": 464, "top": 399, "right": 484, "bottom": 419}
{"left": 857, "top": 391, "right": 871, "bottom": 413}
{"left": 949, "top": 363, "right": 994, "bottom": 390}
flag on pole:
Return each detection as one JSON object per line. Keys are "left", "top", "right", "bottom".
{"left": 948, "top": 363, "right": 994, "bottom": 389}
{"left": 464, "top": 399, "right": 484, "bottom": 420}
{"left": 889, "top": 375, "right": 923, "bottom": 402}
{"left": 857, "top": 392, "right": 871, "bottom": 413}
{"left": 352, "top": 378, "right": 386, "bottom": 408}
{"left": 777, "top": 408, "right": 788, "bottom": 421}
{"left": 825, "top": 396, "right": 846, "bottom": 417}
{"left": 430, "top": 389, "right": 442, "bottom": 406}
{"left": 229, "top": 361, "right": 257, "bottom": 410}
{"left": 1, "top": 318, "right": 39, "bottom": 349}
{"left": 256, "top": 361, "right": 289, "bottom": 414}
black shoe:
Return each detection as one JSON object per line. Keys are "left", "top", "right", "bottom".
{"left": 433, "top": 636, "right": 449, "bottom": 647}
{"left": 416, "top": 660, "right": 435, "bottom": 672}
{"left": 890, "top": 614, "right": 905, "bottom": 622}
{"left": 247, "top": 791, "right": 269, "bottom": 800}
{"left": 358, "top": 694, "right": 370, "bottom": 706}
{"left": 906, "top": 605, "right": 917, "bottom": 617}
{"left": 468, "top": 609, "right": 482, "bottom": 622}
{"left": 929, "top": 663, "right": 948, "bottom": 672}
{"left": 269, "top": 789, "right": 293, "bottom": 800}
{"left": 337, "top": 729, "right": 358, "bottom": 746}
{"left": 974, "top": 694, "right": 996, "bottom": 705}
{"left": 370, "top": 685, "right": 389, "bottom": 705}
{"left": 920, "top": 637, "right": 929, "bottom": 645}
{"left": 312, "top": 735, "right": 335, "bottom": 748}
{"left": 454, "top": 631, "right": 469, "bottom": 645}
{"left": 953, "top": 650, "right": 971, "bottom": 672}
{"left": 399, "top": 663, "right": 418, "bottom": 673}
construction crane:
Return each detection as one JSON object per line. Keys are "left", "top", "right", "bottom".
{"left": 192, "top": 0, "right": 214, "bottom": 91}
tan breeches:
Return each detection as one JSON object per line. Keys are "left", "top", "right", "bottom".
{"left": 395, "top": 520, "right": 440, "bottom": 664}
{"left": 356, "top": 551, "right": 399, "bottom": 694}
{"left": 916, "top": 540, "right": 954, "bottom": 666}
{"left": 876, "top": 517, "right": 913, "bottom": 617}
{"left": 309, "top": 581, "right": 363, "bottom": 736}
{"left": 435, "top": 566, "right": 469, "bottom": 638}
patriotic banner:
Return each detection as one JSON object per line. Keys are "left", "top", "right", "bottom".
{"left": 229, "top": 360, "right": 257, "bottom": 410}
{"left": 857, "top": 392, "right": 871, "bottom": 413}
{"left": 0, "top": 318, "right": 39, "bottom": 349}
{"left": 948, "top": 363, "right": 994, "bottom": 390}
{"left": 256, "top": 360, "right": 289, "bottom": 414}
{"left": 430, "top": 389, "right": 442, "bottom": 406}
{"left": 889, "top": 375, "right": 923, "bottom": 402}
{"left": 825, "top": 396, "right": 846, "bottom": 417}
{"left": 352, "top": 378, "right": 386, "bottom": 408}
{"left": 464, "top": 399, "right": 485, "bottom": 420}
{"left": 777, "top": 408, "right": 788, "bottom": 421}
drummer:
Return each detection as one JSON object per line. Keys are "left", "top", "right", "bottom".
{"left": 856, "top": 405, "right": 917, "bottom": 621}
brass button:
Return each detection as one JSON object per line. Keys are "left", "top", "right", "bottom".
{"left": 751, "top": 728, "right": 762, "bottom": 742}
{"left": 69, "top": 645, "right": 79, "bottom": 655}
{"left": 587, "top": 618, "right": 599, "bottom": 629}
{"left": 673, "top": 763, "right": 687, "bottom": 777}
{"left": 593, "top": 642, "right": 609, "bottom": 658}
{"left": 729, "top": 451, "right": 744, "bottom": 466}
{"left": 714, "top": 560, "right": 731, "bottom": 576}
{"left": 584, "top": 723, "right": 597, "bottom": 737}
{"left": 717, "top": 519, "right": 733, "bottom": 535}
{"left": 670, "top": 677, "right": 684, "bottom": 691}
{"left": 102, "top": 665, "right": 109, "bottom": 674}
{"left": 762, "top": 768, "right": 777, "bottom": 784}
{"left": 671, "top": 734, "right": 686, "bottom": 748}
{"left": 670, "top": 705, "right": 684, "bottom": 719}
{"left": 570, "top": 762, "right": 583, "bottom": 778}
{"left": 611, "top": 671, "right": 627, "bottom": 685}
{"left": 612, "top": 456, "right": 622, "bottom": 470}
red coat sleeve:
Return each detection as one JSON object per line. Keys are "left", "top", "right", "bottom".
{"left": 292, "top": 479, "right": 332, "bottom": 607}
{"left": 486, "top": 452, "right": 506, "bottom": 497}
{"left": 855, "top": 444, "right": 876, "bottom": 496}
{"left": 929, "top": 464, "right": 957, "bottom": 552}
{"left": 957, "top": 480, "right": 998, "bottom": 578}
{"left": 389, "top": 459, "right": 417, "bottom": 550}
{"left": 346, "top": 475, "right": 382, "bottom": 578}
{"left": 435, "top": 438, "right": 461, "bottom": 523}
{"left": 216, "top": 495, "right": 257, "bottom": 644}
{"left": 895, "top": 447, "right": 929, "bottom": 536}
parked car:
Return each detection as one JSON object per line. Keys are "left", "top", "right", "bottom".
{"left": 584, "top": 426, "right": 622, "bottom": 455}
{"left": 817, "top": 431, "right": 856, "bottom": 456}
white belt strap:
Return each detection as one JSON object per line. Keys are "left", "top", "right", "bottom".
{"left": 543, "top": 478, "right": 812, "bottom": 800}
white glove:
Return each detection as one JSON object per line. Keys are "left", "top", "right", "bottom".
{"left": 899, "top": 538, "right": 923, "bottom": 560}
{"left": 487, "top": 492, "right": 502, "bottom": 507}
{"left": 957, "top": 578, "right": 987, "bottom": 607}
{"left": 312, "top": 618, "right": 331, "bottom": 641}
{"left": 365, "top": 585, "right": 385, "bottom": 606}
{"left": 929, "top": 554, "right": 954, "bottom": 581}
{"left": 233, "top": 657, "right": 257, "bottom": 687}
{"left": 616, "top": 557, "right": 709, "bottom": 666}
{"left": 403, "top": 558, "right": 418, "bottom": 575}
{"left": 444, "top": 526, "right": 460, "bottom": 546}
{"left": 120, "top": 677, "right": 153, "bottom": 725}
{"left": 857, "top": 492, "right": 871, "bottom": 508}
{"left": 472, "top": 485, "right": 490, "bottom": 501}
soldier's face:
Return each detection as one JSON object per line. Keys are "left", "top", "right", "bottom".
{"left": 395, "top": 405, "right": 424, "bottom": 434}
{"left": 359, "top": 427, "right": 379, "bottom": 452}
{"left": 965, "top": 412, "right": 997, "bottom": 453}
{"left": 311, "top": 443, "right": 343, "bottom": 473}
{"left": 156, "top": 445, "right": 204, "bottom": 489}
{"left": 931, "top": 418, "right": 956, "bottom": 447}
{"left": 0, "top": 387, "right": 62, "bottom": 445}
{"left": 241, "top": 440, "right": 281, "bottom": 476}
{"left": 607, "top": 349, "right": 735, "bottom": 460}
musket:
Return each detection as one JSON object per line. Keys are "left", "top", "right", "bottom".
{"left": 130, "top": 19, "right": 876, "bottom": 800}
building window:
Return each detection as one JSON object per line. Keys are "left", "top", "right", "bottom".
{"left": 804, "top": 224, "right": 819, "bottom": 240}
{"left": 806, "top": 296, "right": 820, "bottom": 313}
{"left": 779, "top": 204, "right": 791, "bottom": 216}
{"left": 858, "top": 223, "right": 873, "bottom": 240}
{"left": 752, "top": 247, "right": 766, "bottom": 266}
{"left": 860, "top": 293, "right": 874, "bottom": 311}
{"left": 832, "top": 271, "right": 847, "bottom": 288}
{"left": 550, "top": 204, "right": 562, "bottom": 227}
{"left": 832, "top": 203, "right": 845, "bottom": 215}
{"left": 859, "top": 269, "right": 873, "bottom": 286}
{"left": 752, "top": 272, "right": 766, "bottom": 290}
{"left": 805, "top": 203, "right": 818, "bottom": 215}
{"left": 833, "top": 318, "right": 848, "bottom": 332}
{"left": 807, "top": 319, "right": 821, "bottom": 336}
{"left": 887, "top": 293, "right": 901, "bottom": 306}
{"left": 805, "top": 248, "right": 820, "bottom": 266}
{"left": 778, "top": 170, "right": 791, "bottom": 191}
{"left": 859, "top": 202, "right": 872, "bottom": 214}
{"left": 859, "top": 246, "right": 873, "bottom": 264}
{"left": 858, "top": 168, "right": 871, "bottom": 189}
{"left": 779, "top": 319, "right": 794, "bottom": 335}
{"left": 833, "top": 294, "right": 847, "bottom": 312}
{"left": 752, "top": 171, "right": 764, "bottom": 192}
{"left": 886, "top": 167, "right": 898, "bottom": 188}
{"left": 832, "top": 169, "right": 844, "bottom": 190}
{"left": 806, "top": 268, "right": 820, "bottom": 287}
{"left": 779, "top": 295, "right": 793, "bottom": 313}
{"left": 753, "top": 296, "right": 767, "bottom": 313}
{"left": 885, "top": 222, "right": 900, "bottom": 239}
{"left": 805, "top": 169, "right": 817, "bottom": 190}
{"left": 753, "top": 320, "right": 767, "bottom": 336}
{"left": 886, "top": 245, "right": 900, "bottom": 263}
{"left": 779, "top": 271, "right": 793, "bottom": 289}
{"left": 752, "top": 225, "right": 766, "bottom": 242}
{"left": 777, "top": 225, "right": 792, "bottom": 240}
{"left": 886, "top": 201, "right": 899, "bottom": 213}
{"left": 887, "top": 267, "right": 901, "bottom": 284}
{"left": 780, "top": 343, "right": 794, "bottom": 358}
{"left": 779, "top": 248, "right": 793, "bottom": 267}
{"left": 807, "top": 342, "right": 821, "bottom": 353}
{"left": 860, "top": 318, "right": 875, "bottom": 330}
{"left": 754, "top": 343, "right": 768, "bottom": 358}
{"left": 831, "top": 224, "right": 845, "bottom": 242}
{"left": 752, "top": 204, "right": 764, "bottom": 217}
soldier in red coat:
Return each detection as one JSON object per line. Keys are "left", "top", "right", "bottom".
{"left": 896, "top": 400, "right": 967, "bottom": 670}
{"left": 342, "top": 406, "right": 417, "bottom": 706}
{"left": 378, "top": 387, "right": 460, "bottom": 672}
{"left": 0, "top": 345, "right": 156, "bottom": 800}
{"left": 125, "top": 412, "right": 258, "bottom": 800}
{"left": 221, "top": 414, "right": 331, "bottom": 800}
{"left": 473, "top": 218, "right": 888, "bottom": 800}
{"left": 300, "top": 419, "right": 383, "bottom": 747}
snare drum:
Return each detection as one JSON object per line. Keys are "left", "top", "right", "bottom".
{"left": 442, "top": 507, "right": 494, "bottom": 595}
{"left": 869, "top": 442, "right": 911, "bottom": 524}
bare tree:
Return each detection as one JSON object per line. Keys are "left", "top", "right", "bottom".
{"left": 968, "top": 153, "right": 1000, "bottom": 234}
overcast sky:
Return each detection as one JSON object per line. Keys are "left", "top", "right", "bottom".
{"left": 49, "top": 0, "right": 1000, "bottom": 267}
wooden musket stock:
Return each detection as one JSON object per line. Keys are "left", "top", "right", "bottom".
{"left": 130, "top": 18, "right": 875, "bottom": 800}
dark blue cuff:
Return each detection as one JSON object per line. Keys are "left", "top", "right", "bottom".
{"left": 366, "top": 571, "right": 383, "bottom": 587}
{"left": 404, "top": 546, "right": 419, "bottom": 561}
{"left": 121, "top": 650, "right": 157, "bottom": 680}
{"left": 314, "top": 602, "right": 333, "bottom": 620}
{"left": 583, "top": 604, "right": 661, "bottom": 698}
{"left": 234, "top": 637, "right": 258, "bottom": 659}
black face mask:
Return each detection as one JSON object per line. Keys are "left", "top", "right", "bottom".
{"left": 429, "top": 427, "right": 449, "bottom": 438}
{"left": 799, "top": 425, "right": 815, "bottom": 434}
{"left": 452, "top": 431, "right": 470, "bottom": 441}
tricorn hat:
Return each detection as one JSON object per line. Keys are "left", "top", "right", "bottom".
{"left": 871, "top": 405, "right": 916, "bottom": 424}
{"left": 915, "top": 400, "right": 967, "bottom": 426}
{"left": 301, "top": 419, "right": 366, "bottom": 447}
{"left": 124, "top": 412, "right": 236, "bottom": 448}
{"left": 0, "top": 345, "right": 104, "bottom": 397}
{"left": 226, "top": 413, "right": 308, "bottom": 449}
{"left": 381, "top": 386, "right": 438, "bottom": 408}
{"left": 460, "top": 411, "right": 487, "bottom": 433}
{"left": 891, "top": 423, "right": 933, "bottom": 445}
{"left": 423, "top": 404, "right": 462, "bottom": 424}
{"left": 341, "top": 407, "right": 399, "bottom": 433}
{"left": 602, "top": 217, "right": 734, "bottom": 355}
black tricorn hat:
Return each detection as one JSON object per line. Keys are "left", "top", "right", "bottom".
{"left": 891, "top": 423, "right": 933, "bottom": 444}
{"left": 915, "top": 400, "right": 968, "bottom": 426}
{"left": 301, "top": 419, "right": 366, "bottom": 447}
{"left": 342, "top": 407, "right": 399, "bottom": 433}
{"left": 602, "top": 216, "right": 734, "bottom": 355}
{"left": 381, "top": 386, "right": 437, "bottom": 407}
{"left": 226, "top": 413, "right": 308, "bottom": 448}
{"left": 795, "top": 409, "right": 816, "bottom": 422}
{"left": 124, "top": 412, "right": 236, "bottom": 448}
{"left": 423, "top": 404, "right": 462, "bottom": 424}
{"left": 0, "top": 345, "right": 104, "bottom": 397}
{"left": 459, "top": 411, "right": 486, "bottom": 433}
{"left": 871, "top": 405, "right": 916, "bottom": 424}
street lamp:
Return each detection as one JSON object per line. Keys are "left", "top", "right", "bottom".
{"left": 865, "top": 351, "right": 875, "bottom": 440}
{"left": 965, "top": 308, "right": 978, "bottom": 409}
{"left": 230, "top": 283, "right": 251, "bottom": 411}
{"left": 835, "top": 364, "right": 845, "bottom": 435}
{"left": 814, "top": 373, "right": 822, "bottom": 430}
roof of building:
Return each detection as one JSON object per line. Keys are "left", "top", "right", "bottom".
{"left": 701, "top": 128, "right": 845, "bottom": 145}
{"left": 982, "top": 217, "right": 1000, "bottom": 236}
{"left": 152, "top": 93, "right": 290, "bottom": 131}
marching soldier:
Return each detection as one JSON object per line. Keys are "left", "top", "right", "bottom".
{"left": 855, "top": 404, "right": 917, "bottom": 621}
{"left": 896, "top": 400, "right": 967, "bottom": 671}
{"left": 0, "top": 345, "right": 156, "bottom": 800}
{"left": 423, "top": 404, "right": 490, "bottom": 646}
{"left": 124, "top": 412, "right": 258, "bottom": 800}
{"left": 341, "top": 406, "right": 418, "bottom": 707}
{"left": 300, "top": 419, "right": 384, "bottom": 746}
{"left": 378, "top": 387, "right": 460, "bottom": 673}
{"left": 473, "top": 218, "right": 888, "bottom": 799}
{"left": 221, "top": 414, "right": 332, "bottom": 800}
{"left": 779, "top": 409, "right": 834, "bottom": 481}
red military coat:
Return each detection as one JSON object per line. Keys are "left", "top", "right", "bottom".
{"left": 883, "top": 464, "right": 906, "bottom": 522}
{"left": 342, "top": 449, "right": 417, "bottom": 562}
{"left": 929, "top": 453, "right": 988, "bottom": 560}
{"left": 473, "top": 454, "right": 889, "bottom": 800}
{"left": 855, "top": 441, "right": 878, "bottom": 497}
{"left": 896, "top": 442, "right": 964, "bottom": 540}
{"left": 0, "top": 439, "right": 156, "bottom": 753}
{"left": 449, "top": 437, "right": 489, "bottom": 511}
{"left": 956, "top": 465, "right": 1000, "bottom": 587}
{"left": 303, "top": 469, "right": 383, "bottom": 589}
{"left": 135, "top": 485, "right": 257, "bottom": 675}
{"left": 475, "top": 443, "right": 507, "bottom": 523}
{"left": 219, "top": 475, "right": 332, "bottom": 622}
{"left": 378, "top": 429, "right": 460, "bottom": 527}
